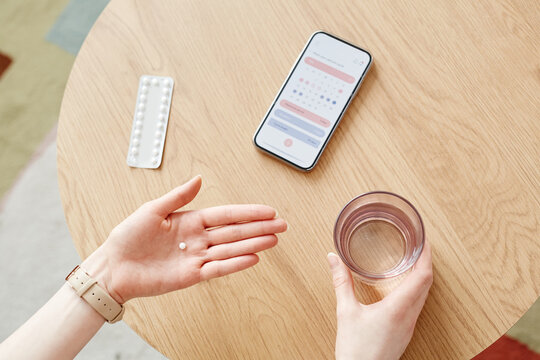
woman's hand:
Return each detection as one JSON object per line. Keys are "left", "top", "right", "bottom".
{"left": 83, "top": 175, "right": 287, "bottom": 304}
{"left": 327, "top": 242, "right": 433, "bottom": 360}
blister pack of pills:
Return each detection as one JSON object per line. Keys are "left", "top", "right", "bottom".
{"left": 127, "top": 75, "right": 174, "bottom": 169}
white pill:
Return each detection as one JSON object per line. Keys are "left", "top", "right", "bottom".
{"left": 158, "top": 114, "right": 165, "bottom": 122}
{"left": 141, "top": 86, "right": 148, "bottom": 94}
{"left": 160, "top": 105, "right": 167, "bottom": 113}
{"left": 135, "top": 120, "right": 143, "bottom": 128}
{"left": 134, "top": 129, "right": 141, "bottom": 136}
{"left": 152, "top": 78, "right": 159, "bottom": 86}
{"left": 138, "top": 103, "right": 145, "bottom": 111}
{"left": 152, "top": 158, "right": 159, "bottom": 165}
{"left": 161, "top": 96, "right": 168, "bottom": 104}
{"left": 139, "top": 94, "right": 147, "bottom": 103}
{"left": 142, "top": 77, "right": 150, "bottom": 86}
{"left": 155, "top": 131, "right": 163, "bottom": 139}
{"left": 131, "top": 147, "right": 138, "bottom": 155}
{"left": 154, "top": 139, "right": 161, "bottom": 146}
{"left": 164, "top": 79, "right": 172, "bottom": 88}
{"left": 132, "top": 138, "right": 140, "bottom": 146}
{"left": 136, "top": 112, "right": 144, "bottom": 120}
{"left": 153, "top": 148, "right": 160, "bottom": 156}
{"left": 162, "top": 88, "right": 170, "bottom": 95}
{"left": 178, "top": 242, "right": 186, "bottom": 250}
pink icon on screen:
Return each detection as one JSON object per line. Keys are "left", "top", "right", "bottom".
{"left": 280, "top": 99, "right": 331, "bottom": 128}
{"left": 284, "top": 138, "right": 293, "bottom": 147}
{"left": 299, "top": 78, "right": 304, "bottom": 82}
{"left": 338, "top": 89, "right": 343, "bottom": 93}
{"left": 304, "top": 57, "right": 355, "bottom": 83}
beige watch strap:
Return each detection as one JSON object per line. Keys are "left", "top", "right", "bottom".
{"left": 66, "top": 266, "right": 124, "bottom": 323}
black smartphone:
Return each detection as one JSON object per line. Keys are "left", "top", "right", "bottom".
{"left": 253, "top": 31, "right": 372, "bottom": 171}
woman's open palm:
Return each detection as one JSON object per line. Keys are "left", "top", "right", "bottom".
{"left": 86, "top": 176, "right": 286, "bottom": 303}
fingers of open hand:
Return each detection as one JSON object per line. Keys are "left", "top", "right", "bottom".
{"left": 199, "top": 204, "right": 277, "bottom": 228}
{"left": 327, "top": 253, "right": 357, "bottom": 314}
{"left": 206, "top": 235, "right": 278, "bottom": 261}
{"left": 207, "top": 218, "right": 287, "bottom": 245}
{"left": 200, "top": 254, "right": 259, "bottom": 281}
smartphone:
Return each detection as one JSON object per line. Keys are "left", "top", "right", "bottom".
{"left": 253, "top": 31, "right": 372, "bottom": 171}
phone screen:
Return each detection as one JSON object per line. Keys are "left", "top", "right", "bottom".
{"left": 254, "top": 32, "right": 371, "bottom": 170}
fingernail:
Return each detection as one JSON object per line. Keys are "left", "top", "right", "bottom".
{"left": 327, "top": 252, "right": 339, "bottom": 269}
{"left": 189, "top": 174, "right": 202, "bottom": 183}
{"left": 274, "top": 209, "right": 279, "bottom": 218}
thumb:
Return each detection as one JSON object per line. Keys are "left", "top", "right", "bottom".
{"left": 151, "top": 175, "right": 202, "bottom": 217}
{"left": 327, "top": 252, "right": 356, "bottom": 311}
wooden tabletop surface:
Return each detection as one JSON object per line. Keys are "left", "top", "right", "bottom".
{"left": 57, "top": 0, "right": 540, "bottom": 358}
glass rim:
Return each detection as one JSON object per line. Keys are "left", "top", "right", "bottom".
{"left": 333, "top": 191, "right": 425, "bottom": 281}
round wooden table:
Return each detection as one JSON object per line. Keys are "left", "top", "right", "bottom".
{"left": 57, "top": 1, "right": 540, "bottom": 359}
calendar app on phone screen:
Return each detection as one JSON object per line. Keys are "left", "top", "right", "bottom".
{"left": 254, "top": 32, "right": 371, "bottom": 171}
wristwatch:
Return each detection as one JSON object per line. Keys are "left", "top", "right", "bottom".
{"left": 65, "top": 265, "right": 124, "bottom": 323}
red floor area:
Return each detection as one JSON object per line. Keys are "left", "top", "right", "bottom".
{"left": 473, "top": 335, "right": 540, "bottom": 360}
{"left": 0, "top": 51, "right": 12, "bottom": 78}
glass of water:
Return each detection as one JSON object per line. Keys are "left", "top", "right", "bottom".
{"left": 333, "top": 191, "right": 425, "bottom": 283}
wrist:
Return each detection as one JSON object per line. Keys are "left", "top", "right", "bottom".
{"left": 81, "top": 246, "right": 125, "bottom": 304}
